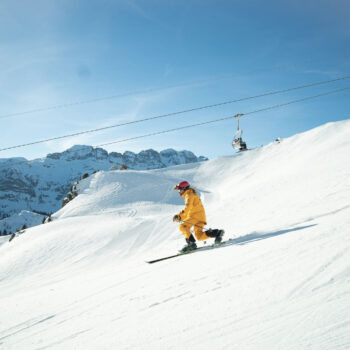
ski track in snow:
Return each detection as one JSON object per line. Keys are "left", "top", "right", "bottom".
{"left": 288, "top": 246, "right": 350, "bottom": 299}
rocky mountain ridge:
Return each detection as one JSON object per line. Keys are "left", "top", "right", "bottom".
{"left": 0, "top": 145, "right": 207, "bottom": 234}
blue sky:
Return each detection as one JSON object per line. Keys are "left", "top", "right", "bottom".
{"left": 1, "top": 0, "right": 349, "bottom": 160}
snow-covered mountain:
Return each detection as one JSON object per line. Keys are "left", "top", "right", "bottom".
{"left": 0, "top": 146, "right": 207, "bottom": 234}
{"left": 0, "top": 119, "right": 349, "bottom": 349}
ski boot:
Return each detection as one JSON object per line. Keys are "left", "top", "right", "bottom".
{"left": 205, "top": 229, "right": 225, "bottom": 244}
{"left": 180, "top": 236, "right": 197, "bottom": 253}
{"left": 180, "top": 241, "right": 197, "bottom": 253}
{"left": 214, "top": 230, "right": 225, "bottom": 244}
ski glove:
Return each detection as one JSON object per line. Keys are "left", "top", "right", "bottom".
{"left": 173, "top": 215, "right": 181, "bottom": 222}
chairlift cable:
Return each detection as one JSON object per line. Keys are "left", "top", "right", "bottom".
{"left": 1, "top": 77, "right": 349, "bottom": 153}
{"left": 0, "top": 85, "right": 349, "bottom": 170}
{"left": 0, "top": 73, "right": 349, "bottom": 120}
{"left": 96, "top": 86, "right": 350, "bottom": 147}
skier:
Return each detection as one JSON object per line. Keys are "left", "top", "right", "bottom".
{"left": 173, "top": 181, "right": 224, "bottom": 252}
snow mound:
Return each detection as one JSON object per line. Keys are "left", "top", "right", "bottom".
{"left": 0, "top": 210, "right": 45, "bottom": 234}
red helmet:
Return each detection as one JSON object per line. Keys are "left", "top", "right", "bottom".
{"left": 174, "top": 181, "right": 190, "bottom": 191}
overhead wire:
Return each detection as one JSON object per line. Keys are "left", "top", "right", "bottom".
{"left": 1, "top": 75, "right": 349, "bottom": 152}
{"left": 1, "top": 83, "right": 348, "bottom": 172}
{"left": 0, "top": 58, "right": 334, "bottom": 120}
{"left": 96, "top": 86, "right": 350, "bottom": 147}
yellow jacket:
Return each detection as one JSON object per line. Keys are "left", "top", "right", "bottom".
{"left": 178, "top": 189, "right": 207, "bottom": 224}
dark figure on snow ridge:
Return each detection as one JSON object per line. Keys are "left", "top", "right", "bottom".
{"left": 173, "top": 181, "right": 224, "bottom": 253}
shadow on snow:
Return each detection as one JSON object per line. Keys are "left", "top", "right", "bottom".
{"left": 224, "top": 224, "right": 317, "bottom": 247}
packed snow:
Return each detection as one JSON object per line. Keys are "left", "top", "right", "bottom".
{"left": 0, "top": 120, "right": 349, "bottom": 349}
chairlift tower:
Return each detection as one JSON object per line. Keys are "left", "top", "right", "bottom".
{"left": 232, "top": 114, "right": 247, "bottom": 151}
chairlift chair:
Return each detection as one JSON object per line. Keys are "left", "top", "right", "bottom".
{"left": 232, "top": 114, "right": 247, "bottom": 151}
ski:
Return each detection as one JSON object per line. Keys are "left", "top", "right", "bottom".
{"left": 146, "top": 239, "right": 232, "bottom": 264}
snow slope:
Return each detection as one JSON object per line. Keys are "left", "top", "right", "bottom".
{"left": 0, "top": 120, "right": 349, "bottom": 349}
